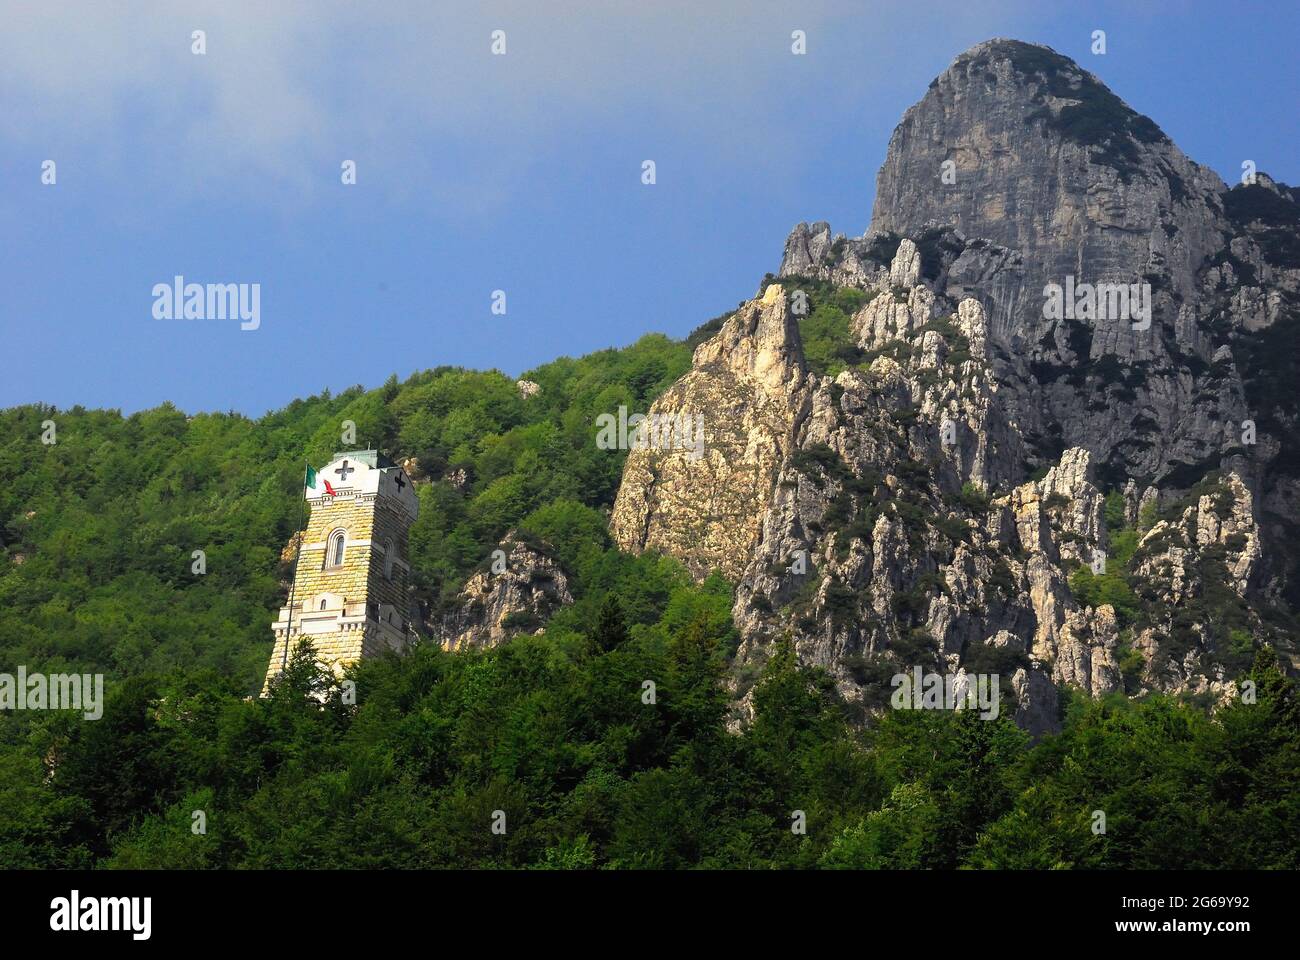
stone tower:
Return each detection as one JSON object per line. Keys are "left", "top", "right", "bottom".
{"left": 263, "top": 450, "right": 419, "bottom": 691}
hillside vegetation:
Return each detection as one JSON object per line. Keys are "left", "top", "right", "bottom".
{"left": 1, "top": 326, "right": 1297, "bottom": 869}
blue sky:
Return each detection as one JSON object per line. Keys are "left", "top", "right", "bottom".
{"left": 2, "top": 1, "right": 1297, "bottom": 416}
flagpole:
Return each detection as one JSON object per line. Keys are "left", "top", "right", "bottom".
{"left": 280, "top": 462, "right": 310, "bottom": 672}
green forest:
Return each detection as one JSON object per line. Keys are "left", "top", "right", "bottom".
{"left": 2, "top": 303, "right": 1298, "bottom": 869}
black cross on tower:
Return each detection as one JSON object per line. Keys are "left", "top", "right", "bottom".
{"left": 334, "top": 460, "right": 355, "bottom": 482}
{"left": 394, "top": 472, "right": 406, "bottom": 490}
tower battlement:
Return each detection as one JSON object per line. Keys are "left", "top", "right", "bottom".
{"left": 263, "top": 451, "right": 419, "bottom": 692}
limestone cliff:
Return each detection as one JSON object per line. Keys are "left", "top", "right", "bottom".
{"left": 609, "top": 38, "right": 1298, "bottom": 733}
{"left": 609, "top": 284, "right": 810, "bottom": 580}
{"left": 617, "top": 241, "right": 1127, "bottom": 734}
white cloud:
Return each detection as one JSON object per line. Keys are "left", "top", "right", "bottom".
{"left": 0, "top": 0, "right": 1023, "bottom": 212}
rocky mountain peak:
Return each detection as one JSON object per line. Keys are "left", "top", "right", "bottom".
{"left": 821, "top": 38, "right": 1269, "bottom": 501}
{"left": 873, "top": 39, "right": 1227, "bottom": 319}
{"left": 604, "top": 38, "right": 1299, "bottom": 733}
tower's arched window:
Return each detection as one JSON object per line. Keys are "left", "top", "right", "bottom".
{"left": 319, "top": 599, "right": 327, "bottom": 610}
{"left": 383, "top": 539, "right": 395, "bottom": 581}
{"left": 327, "top": 530, "right": 346, "bottom": 568}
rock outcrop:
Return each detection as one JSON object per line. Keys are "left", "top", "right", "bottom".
{"left": 1124, "top": 471, "right": 1266, "bottom": 700}
{"left": 610, "top": 284, "right": 810, "bottom": 580}
{"left": 438, "top": 534, "right": 573, "bottom": 651}
{"left": 617, "top": 241, "right": 1129, "bottom": 732}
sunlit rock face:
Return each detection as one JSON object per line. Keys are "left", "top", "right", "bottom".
{"left": 610, "top": 39, "right": 1300, "bottom": 733}
{"left": 610, "top": 284, "right": 810, "bottom": 581}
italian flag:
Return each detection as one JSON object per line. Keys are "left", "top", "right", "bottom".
{"left": 305, "top": 465, "right": 336, "bottom": 498}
